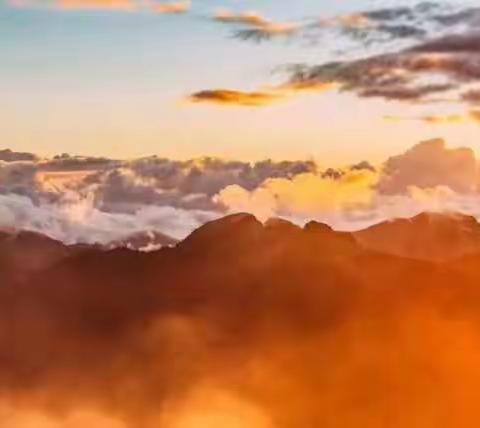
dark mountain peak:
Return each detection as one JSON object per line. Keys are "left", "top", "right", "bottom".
{"left": 0, "top": 229, "right": 70, "bottom": 277}
{"left": 409, "top": 211, "right": 478, "bottom": 228}
{"left": 304, "top": 221, "right": 334, "bottom": 234}
{"left": 264, "top": 217, "right": 301, "bottom": 233}
{"left": 178, "top": 213, "right": 263, "bottom": 254}
{"left": 0, "top": 229, "right": 66, "bottom": 252}
{"left": 355, "top": 211, "right": 480, "bottom": 261}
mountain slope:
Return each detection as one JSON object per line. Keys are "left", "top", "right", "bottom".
{"left": 354, "top": 211, "right": 480, "bottom": 261}
{"left": 2, "top": 213, "right": 480, "bottom": 427}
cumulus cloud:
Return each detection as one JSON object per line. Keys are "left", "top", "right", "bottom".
{"left": 213, "top": 139, "right": 480, "bottom": 231}
{"left": 0, "top": 192, "right": 216, "bottom": 244}
{"left": 2, "top": 140, "right": 480, "bottom": 244}
{"left": 0, "top": 149, "right": 38, "bottom": 163}
{"left": 377, "top": 139, "right": 478, "bottom": 194}
{"left": 0, "top": 152, "right": 318, "bottom": 244}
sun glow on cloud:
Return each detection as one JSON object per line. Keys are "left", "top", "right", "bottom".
{"left": 162, "top": 388, "right": 273, "bottom": 428}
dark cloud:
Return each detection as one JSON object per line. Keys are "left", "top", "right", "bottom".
{"left": 282, "top": 30, "right": 480, "bottom": 104}
{"left": 462, "top": 89, "right": 480, "bottom": 104}
{"left": 0, "top": 149, "right": 38, "bottom": 163}
{"left": 377, "top": 138, "right": 478, "bottom": 194}
{"left": 204, "top": 3, "right": 480, "bottom": 109}
{"left": 42, "top": 153, "right": 121, "bottom": 171}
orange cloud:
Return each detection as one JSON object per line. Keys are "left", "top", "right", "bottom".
{"left": 278, "top": 80, "right": 337, "bottom": 93}
{"left": 187, "top": 89, "right": 285, "bottom": 107}
{"left": 319, "top": 12, "right": 373, "bottom": 29}
{"left": 150, "top": 0, "right": 190, "bottom": 14}
{"left": 10, "top": 0, "right": 191, "bottom": 12}
{"left": 384, "top": 111, "right": 480, "bottom": 124}
{"left": 56, "top": 0, "right": 134, "bottom": 9}
{"left": 468, "top": 109, "right": 480, "bottom": 122}
{"left": 213, "top": 9, "right": 301, "bottom": 36}
{"left": 187, "top": 81, "right": 335, "bottom": 107}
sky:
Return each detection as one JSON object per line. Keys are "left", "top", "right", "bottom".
{"left": 1, "top": 0, "right": 478, "bottom": 164}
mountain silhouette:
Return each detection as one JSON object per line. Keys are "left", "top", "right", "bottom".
{"left": 3, "top": 212, "right": 480, "bottom": 427}
{"left": 354, "top": 211, "right": 480, "bottom": 261}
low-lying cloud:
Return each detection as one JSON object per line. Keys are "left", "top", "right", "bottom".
{"left": 2, "top": 139, "right": 480, "bottom": 245}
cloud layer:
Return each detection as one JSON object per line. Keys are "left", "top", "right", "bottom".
{"left": 2, "top": 138, "right": 480, "bottom": 245}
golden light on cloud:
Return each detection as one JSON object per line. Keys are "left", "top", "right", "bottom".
{"left": 187, "top": 89, "right": 286, "bottom": 107}
{"left": 213, "top": 9, "right": 301, "bottom": 36}
{"left": 319, "top": 12, "right": 373, "bottom": 29}
{"left": 278, "top": 80, "right": 338, "bottom": 93}
{"left": 150, "top": 0, "right": 190, "bottom": 14}
{"left": 56, "top": 0, "right": 133, "bottom": 9}
{"left": 216, "top": 170, "right": 377, "bottom": 221}
{"left": 186, "top": 81, "right": 336, "bottom": 107}
{"left": 163, "top": 388, "right": 273, "bottom": 428}
{"left": 384, "top": 110, "right": 480, "bottom": 124}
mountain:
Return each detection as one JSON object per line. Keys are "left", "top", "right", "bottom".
{"left": 354, "top": 212, "right": 480, "bottom": 261}
{"left": 0, "top": 230, "right": 71, "bottom": 282}
{"left": 3, "top": 213, "right": 480, "bottom": 427}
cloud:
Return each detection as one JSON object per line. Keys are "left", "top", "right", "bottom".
{"left": 0, "top": 192, "right": 216, "bottom": 244}
{"left": 187, "top": 82, "right": 335, "bottom": 108}
{"left": 8, "top": 0, "right": 190, "bottom": 12}
{"left": 55, "top": 0, "right": 135, "bottom": 10}
{"left": 0, "top": 149, "right": 39, "bottom": 163}
{"left": 462, "top": 89, "right": 480, "bottom": 104}
{"left": 0, "top": 152, "right": 319, "bottom": 244}
{"left": 187, "top": 89, "right": 285, "bottom": 106}
{"left": 213, "top": 8, "right": 302, "bottom": 41}
{"left": 150, "top": 0, "right": 190, "bottom": 14}
{"left": 2, "top": 140, "right": 480, "bottom": 244}
{"left": 213, "top": 139, "right": 480, "bottom": 231}
{"left": 215, "top": 169, "right": 377, "bottom": 224}
{"left": 282, "top": 29, "right": 480, "bottom": 103}
{"left": 385, "top": 110, "right": 480, "bottom": 124}
{"left": 377, "top": 138, "right": 478, "bottom": 194}
{"left": 207, "top": 3, "right": 480, "bottom": 110}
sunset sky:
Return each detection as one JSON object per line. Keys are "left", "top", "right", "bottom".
{"left": 1, "top": 0, "right": 478, "bottom": 164}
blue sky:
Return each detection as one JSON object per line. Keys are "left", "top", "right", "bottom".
{"left": 0, "top": 0, "right": 477, "bottom": 162}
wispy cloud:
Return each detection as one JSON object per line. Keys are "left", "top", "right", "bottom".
{"left": 212, "top": 8, "right": 302, "bottom": 41}
{"left": 8, "top": 0, "right": 191, "bottom": 12}
{"left": 55, "top": 0, "right": 134, "bottom": 10}
{"left": 187, "top": 89, "right": 286, "bottom": 107}
{"left": 385, "top": 110, "right": 480, "bottom": 124}
{"left": 150, "top": 0, "right": 189, "bottom": 14}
